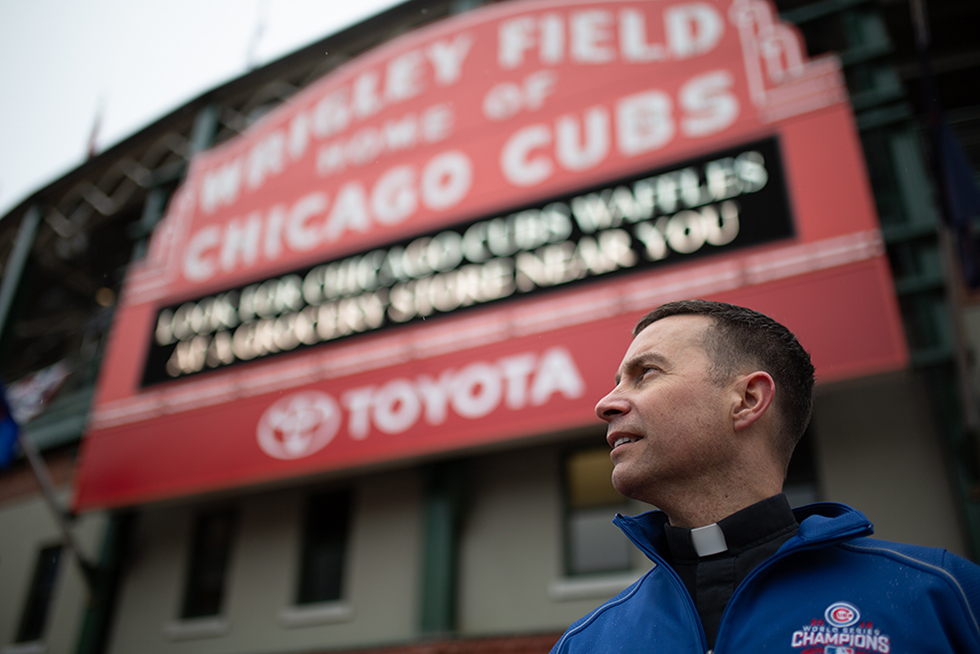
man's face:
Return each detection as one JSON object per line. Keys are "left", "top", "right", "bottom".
{"left": 595, "top": 314, "right": 739, "bottom": 504}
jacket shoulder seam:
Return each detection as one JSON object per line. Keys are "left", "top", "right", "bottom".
{"left": 839, "top": 541, "right": 980, "bottom": 638}
{"left": 550, "top": 568, "right": 655, "bottom": 653}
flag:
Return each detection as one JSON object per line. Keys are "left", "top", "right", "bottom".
{"left": 86, "top": 96, "right": 105, "bottom": 160}
{"left": 934, "top": 118, "right": 980, "bottom": 287}
{"left": 916, "top": 22, "right": 980, "bottom": 288}
{"left": 0, "top": 380, "right": 20, "bottom": 468}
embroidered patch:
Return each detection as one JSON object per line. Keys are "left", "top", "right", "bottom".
{"left": 825, "top": 602, "right": 860, "bottom": 628}
{"left": 790, "top": 602, "right": 891, "bottom": 654}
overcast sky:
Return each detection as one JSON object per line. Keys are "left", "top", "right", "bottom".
{"left": 0, "top": 0, "right": 403, "bottom": 218}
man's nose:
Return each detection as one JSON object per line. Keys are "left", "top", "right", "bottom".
{"left": 595, "top": 390, "right": 629, "bottom": 422}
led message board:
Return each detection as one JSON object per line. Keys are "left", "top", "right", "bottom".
{"left": 146, "top": 137, "right": 793, "bottom": 383}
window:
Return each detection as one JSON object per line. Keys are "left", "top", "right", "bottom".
{"left": 564, "top": 448, "right": 631, "bottom": 575}
{"left": 16, "top": 544, "right": 62, "bottom": 643}
{"left": 297, "top": 489, "right": 351, "bottom": 604}
{"left": 180, "top": 509, "right": 236, "bottom": 619}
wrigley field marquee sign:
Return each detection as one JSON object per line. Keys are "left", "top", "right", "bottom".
{"left": 75, "top": 0, "right": 909, "bottom": 510}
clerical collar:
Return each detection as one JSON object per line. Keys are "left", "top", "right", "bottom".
{"left": 690, "top": 523, "right": 728, "bottom": 556}
{"left": 664, "top": 494, "right": 798, "bottom": 562}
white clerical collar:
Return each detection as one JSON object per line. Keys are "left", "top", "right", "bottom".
{"left": 690, "top": 523, "right": 728, "bottom": 557}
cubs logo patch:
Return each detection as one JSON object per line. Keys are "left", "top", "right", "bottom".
{"left": 790, "top": 602, "right": 891, "bottom": 654}
{"left": 825, "top": 602, "right": 860, "bottom": 628}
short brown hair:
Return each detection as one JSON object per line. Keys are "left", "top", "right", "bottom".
{"left": 634, "top": 300, "right": 815, "bottom": 469}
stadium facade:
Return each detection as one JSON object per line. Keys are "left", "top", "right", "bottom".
{"left": 1, "top": 0, "right": 979, "bottom": 652}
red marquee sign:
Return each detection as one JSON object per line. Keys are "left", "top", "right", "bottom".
{"left": 75, "top": 0, "right": 907, "bottom": 510}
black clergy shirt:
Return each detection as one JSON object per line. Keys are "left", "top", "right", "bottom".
{"left": 663, "top": 494, "right": 798, "bottom": 649}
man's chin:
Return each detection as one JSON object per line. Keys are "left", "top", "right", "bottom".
{"left": 610, "top": 465, "right": 646, "bottom": 501}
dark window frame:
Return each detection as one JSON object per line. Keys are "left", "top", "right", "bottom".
{"left": 296, "top": 488, "right": 352, "bottom": 605}
{"left": 562, "top": 445, "right": 632, "bottom": 577}
{"left": 15, "top": 543, "right": 63, "bottom": 643}
{"left": 180, "top": 508, "right": 237, "bottom": 619}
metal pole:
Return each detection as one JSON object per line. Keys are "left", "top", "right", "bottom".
{"left": 0, "top": 207, "right": 41, "bottom": 344}
{"left": 18, "top": 431, "right": 100, "bottom": 590}
{"left": 909, "top": 0, "right": 929, "bottom": 51}
{"left": 0, "top": 206, "right": 99, "bottom": 587}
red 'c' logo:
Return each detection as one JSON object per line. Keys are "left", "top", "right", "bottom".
{"left": 824, "top": 601, "right": 860, "bottom": 627}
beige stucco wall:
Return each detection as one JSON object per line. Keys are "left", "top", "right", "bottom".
{"left": 106, "top": 468, "right": 423, "bottom": 654}
{"left": 456, "top": 441, "right": 652, "bottom": 636}
{"left": 812, "top": 369, "right": 967, "bottom": 556}
{"left": 104, "top": 438, "right": 657, "bottom": 654}
{"left": 0, "top": 491, "right": 107, "bottom": 654}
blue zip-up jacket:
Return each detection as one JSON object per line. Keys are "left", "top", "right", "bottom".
{"left": 551, "top": 503, "right": 980, "bottom": 653}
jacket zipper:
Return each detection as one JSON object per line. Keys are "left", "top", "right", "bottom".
{"left": 616, "top": 518, "right": 710, "bottom": 653}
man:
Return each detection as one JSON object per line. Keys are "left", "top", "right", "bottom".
{"left": 551, "top": 299, "right": 980, "bottom": 653}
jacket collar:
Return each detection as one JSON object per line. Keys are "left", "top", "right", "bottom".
{"left": 614, "top": 502, "right": 874, "bottom": 563}
{"left": 792, "top": 502, "right": 874, "bottom": 543}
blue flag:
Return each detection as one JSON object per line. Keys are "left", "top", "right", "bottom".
{"left": 935, "top": 119, "right": 980, "bottom": 287}
{"left": 917, "top": 37, "right": 980, "bottom": 287}
{"left": 0, "top": 381, "right": 20, "bottom": 468}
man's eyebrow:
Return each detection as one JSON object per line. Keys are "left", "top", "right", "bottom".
{"left": 615, "top": 352, "right": 669, "bottom": 384}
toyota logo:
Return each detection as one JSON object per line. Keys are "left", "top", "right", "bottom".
{"left": 257, "top": 391, "right": 341, "bottom": 460}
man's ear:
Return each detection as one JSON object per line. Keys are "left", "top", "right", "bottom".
{"left": 732, "top": 371, "right": 775, "bottom": 431}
